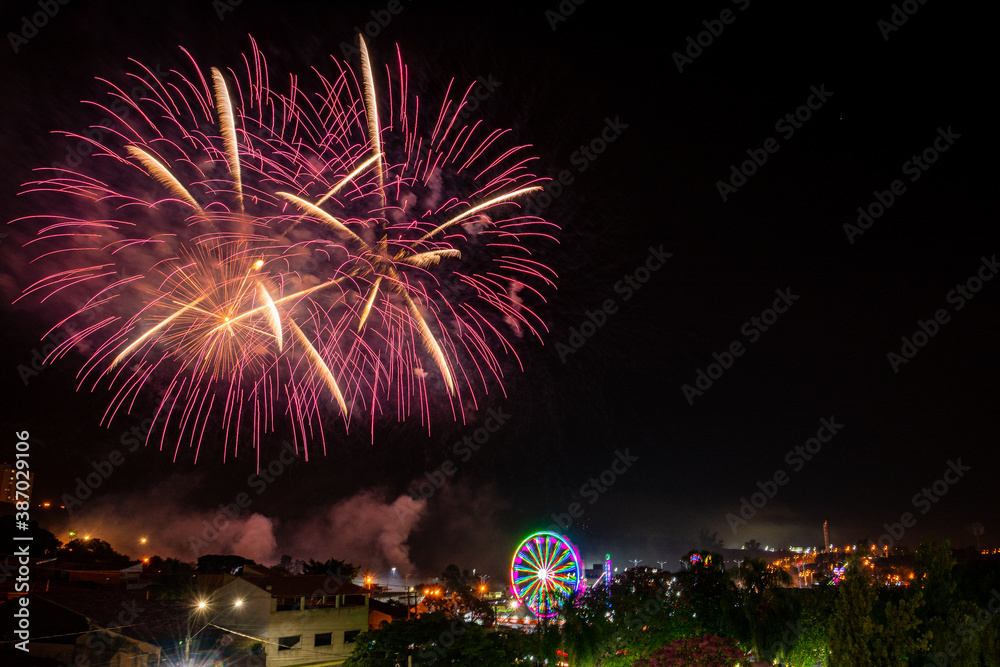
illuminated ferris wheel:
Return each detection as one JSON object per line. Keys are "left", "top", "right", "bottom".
{"left": 510, "top": 531, "right": 584, "bottom": 618}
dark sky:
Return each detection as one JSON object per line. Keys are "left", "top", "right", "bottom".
{"left": 0, "top": 1, "right": 996, "bottom": 582}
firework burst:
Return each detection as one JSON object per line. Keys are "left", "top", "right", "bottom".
{"left": 14, "top": 37, "right": 558, "bottom": 463}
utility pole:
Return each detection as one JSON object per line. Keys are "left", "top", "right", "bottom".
{"left": 628, "top": 559, "right": 642, "bottom": 569}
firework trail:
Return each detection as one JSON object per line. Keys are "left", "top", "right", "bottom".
{"left": 13, "top": 37, "right": 558, "bottom": 465}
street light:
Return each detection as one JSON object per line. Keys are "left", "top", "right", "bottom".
{"left": 184, "top": 596, "right": 243, "bottom": 666}
{"left": 185, "top": 601, "right": 209, "bottom": 665}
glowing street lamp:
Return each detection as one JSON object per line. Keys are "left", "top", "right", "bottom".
{"left": 185, "top": 596, "right": 243, "bottom": 665}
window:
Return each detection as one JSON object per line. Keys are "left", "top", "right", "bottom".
{"left": 341, "top": 594, "right": 365, "bottom": 607}
{"left": 303, "top": 596, "right": 324, "bottom": 609}
{"left": 276, "top": 597, "right": 300, "bottom": 611}
{"left": 278, "top": 635, "right": 301, "bottom": 651}
{"left": 344, "top": 630, "right": 361, "bottom": 644}
{"left": 314, "top": 632, "right": 332, "bottom": 647}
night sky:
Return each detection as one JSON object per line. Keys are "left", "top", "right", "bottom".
{"left": 0, "top": 1, "right": 996, "bottom": 582}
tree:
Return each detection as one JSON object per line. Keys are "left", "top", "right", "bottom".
{"left": 59, "top": 537, "right": 130, "bottom": 565}
{"left": 344, "top": 612, "right": 540, "bottom": 667}
{"left": 914, "top": 539, "right": 957, "bottom": 613}
{"left": 559, "top": 591, "right": 605, "bottom": 666}
{"left": 418, "top": 564, "right": 495, "bottom": 625}
{"left": 828, "top": 555, "right": 878, "bottom": 666}
{"left": 698, "top": 528, "right": 724, "bottom": 551}
{"left": 273, "top": 554, "right": 298, "bottom": 575}
{"left": 743, "top": 538, "right": 762, "bottom": 553}
{"left": 910, "top": 539, "right": 984, "bottom": 667}
{"left": 195, "top": 554, "right": 255, "bottom": 574}
{"left": 343, "top": 612, "right": 453, "bottom": 667}
{"left": 146, "top": 556, "right": 196, "bottom": 599}
{"left": 781, "top": 587, "right": 835, "bottom": 667}
{"left": 828, "top": 553, "right": 927, "bottom": 666}
{"left": 0, "top": 517, "right": 61, "bottom": 556}
{"left": 302, "top": 557, "right": 359, "bottom": 579}
{"left": 675, "top": 551, "right": 732, "bottom": 638}
{"left": 726, "top": 557, "right": 799, "bottom": 663}
{"left": 592, "top": 567, "right": 697, "bottom": 666}
{"left": 633, "top": 634, "right": 767, "bottom": 667}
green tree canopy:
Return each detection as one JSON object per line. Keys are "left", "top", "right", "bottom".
{"left": 726, "top": 557, "right": 800, "bottom": 663}
{"left": 146, "top": 556, "right": 196, "bottom": 599}
{"left": 302, "top": 557, "right": 359, "bottom": 579}
{"left": 0, "top": 517, "right": 61, "bottom": 556}
{"left": 344, "top": 612, "right": 541, "bottom": 667}
{"left": 828, "top": 553, "right": 927, "bottom": 666}
{"left": 59, "top": 537, "right": 130, "bottom": 565}
{"left": 675, "top": 550, "right": 733, "bottom": 638}
{"left": 195, "top": 554, "right": 256, "bottom": 574}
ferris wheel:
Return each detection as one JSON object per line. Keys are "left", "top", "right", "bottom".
{"left": 510, "top": 531, "right": 584, "bottom": 618}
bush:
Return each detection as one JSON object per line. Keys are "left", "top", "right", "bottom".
{"left": 633, "top": 634, "right": 768, "bottom": 667}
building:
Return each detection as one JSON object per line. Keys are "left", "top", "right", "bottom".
{"left": 0, "top": 587, "right": 186, "bottom": 666}
{"left": 368, "top": 598, "right": 408, "bottom": 629}
{"left": 0, "top": 463, "right": 33, "bottom": 504}
{"left": 203, "top": 574, "right": 370, "bottom": 666}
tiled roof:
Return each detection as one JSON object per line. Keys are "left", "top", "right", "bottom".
{"left": 368, "top": 599, "right": 407, "bottom": 619}
{"left": 241, "top": 575, "right": 367, "bottom": 597}
{"left": 35, "top": 588, "right": 188, "bottom": 644}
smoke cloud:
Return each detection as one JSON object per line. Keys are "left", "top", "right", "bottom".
{"left": 55, "top": 480, "right": 428, "bottom": 575}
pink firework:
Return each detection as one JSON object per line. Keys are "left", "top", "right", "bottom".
{"left": 14, "top": 36, "right": 558, "bottom": 464}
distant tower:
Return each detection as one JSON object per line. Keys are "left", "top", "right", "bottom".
{"left": 604, "top": 554, "right": 612, "bottom": 605}
{"left": 823, "top": 520, "right": 829, "bottom": 552}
